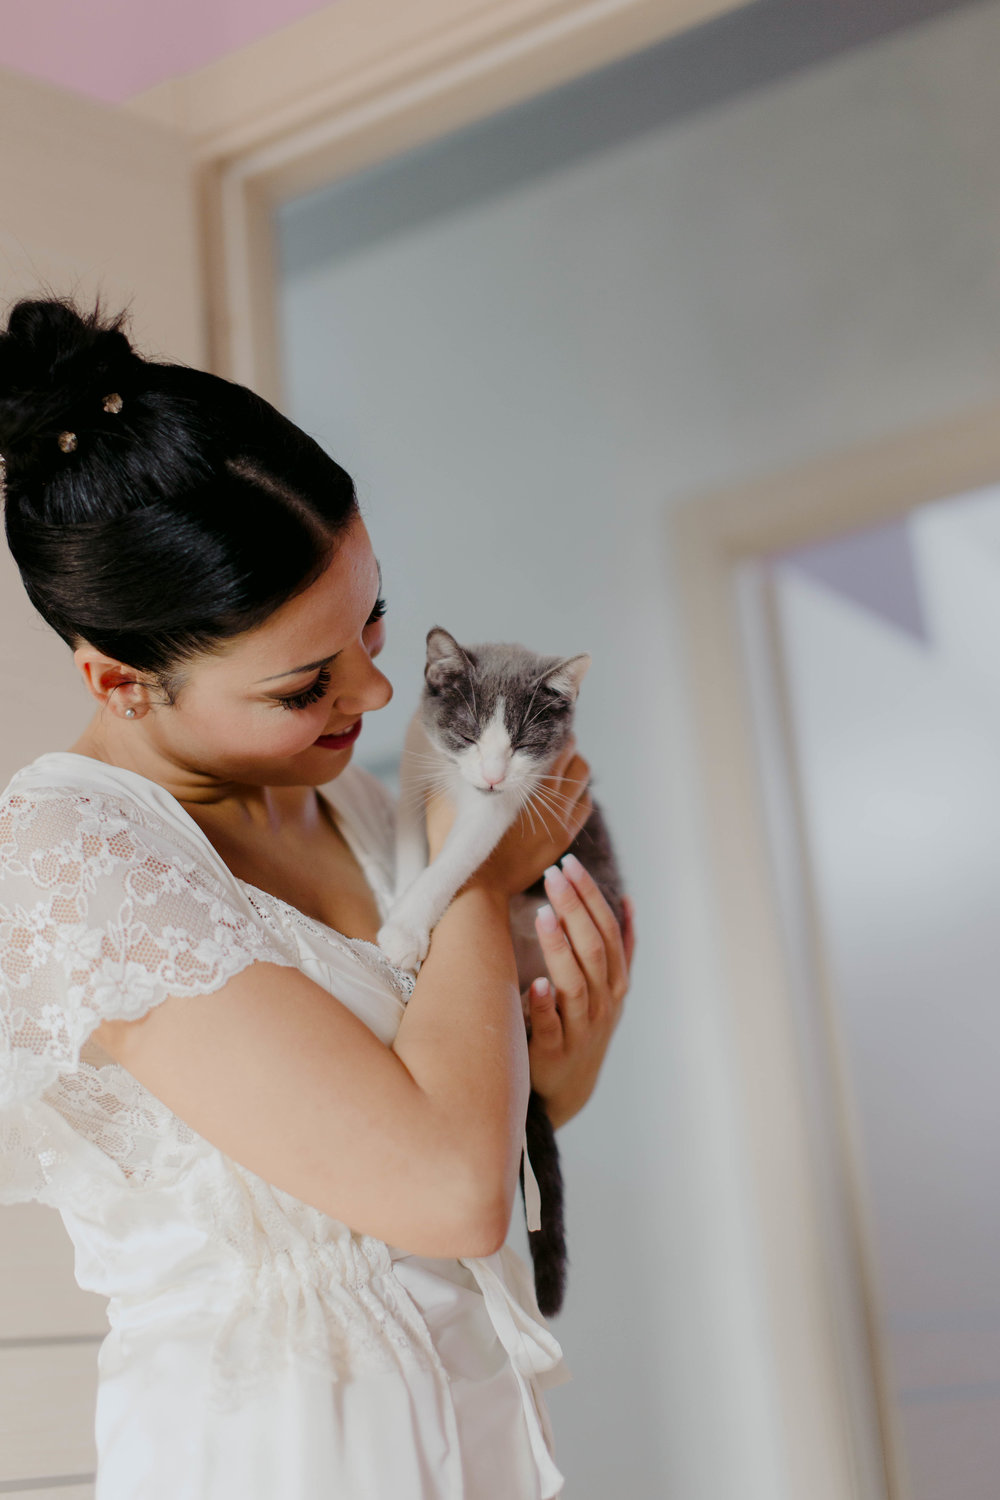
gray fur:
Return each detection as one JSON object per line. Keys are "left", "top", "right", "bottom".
{"left": 379, "top": 624, "right": 624, "bottom": 982}
{"left": 377, "top": 627, "right": 625, "bottom": 1317}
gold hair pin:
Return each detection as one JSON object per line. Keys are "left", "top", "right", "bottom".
{"left": 57, "top": 394, "right": 122, "bottom": 453}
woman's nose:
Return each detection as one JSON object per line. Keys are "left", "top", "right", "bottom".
{"left": 334, "top": 644, "right": 393, "bottom": 715}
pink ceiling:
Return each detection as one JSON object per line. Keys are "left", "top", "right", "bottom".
{"left": 0, "top": 0, "right": 337, "bottom": 104}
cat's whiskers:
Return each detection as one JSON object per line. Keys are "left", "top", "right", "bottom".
{"left": 399, "top": 762, "right": 456, "bottom": 811}
{"left": 399, "top": 784, "right": 446, "bottom": 813}
{"left": 521, "top": 786, "right": 559, "bottom": 840}
{"left": 532, "top": 781, "right": 579, "bottom": 816}
{"left": 530, "top": 785, "right": 576, "bottom": 836}
{"left": 535, "top": 782, "right": 580, "bottom": 819}
{"left": 514, "top": 791, "right": 539, "bottom": 836}
{"left": 405, "top": 760, "right": 453, "bottom": 787}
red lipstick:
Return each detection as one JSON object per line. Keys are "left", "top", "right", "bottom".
{"left": 315, "top": 720, "right": 362, "bottom": 751}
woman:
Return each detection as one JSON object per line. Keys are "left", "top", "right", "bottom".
{"left": 0, "top": 297, "right": 632, "bottom": 1499}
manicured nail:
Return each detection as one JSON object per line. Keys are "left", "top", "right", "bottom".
{"left": 561, "top": 853, "right": 585, "bottom": 879}
{"left": 536, "top": 904, "right": 558, "bottom": 932}
{"left": 532, "top": 978, "right": 551, "bottom": 997}
{"left": 543, "top": 864, "right": 569, "bottom": 891}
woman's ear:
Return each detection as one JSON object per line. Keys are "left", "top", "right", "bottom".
{"left": 72, "top": 645, "right": 152, "bottom": 718}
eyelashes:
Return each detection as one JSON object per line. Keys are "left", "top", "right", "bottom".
{"left": 278, "top": 665, "right": 332, "bottom": 711}
{"left": 275, "top": 597, "right": 387, "bottom": 711}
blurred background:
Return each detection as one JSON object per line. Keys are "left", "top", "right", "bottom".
{"left": 2, "top": 1, "right": 1000, "bottom": 1497}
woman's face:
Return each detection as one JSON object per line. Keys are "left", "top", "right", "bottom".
{"left": 109, "top": 513, "right": 392, "bottom": 790}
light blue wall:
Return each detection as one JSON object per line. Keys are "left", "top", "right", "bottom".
{"left": 276, "top": 4, "right": 1000, "bottom": 1494}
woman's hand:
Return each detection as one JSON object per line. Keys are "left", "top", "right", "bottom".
{"left": 525, "top": 858, "right": 635, "bottom": 1129}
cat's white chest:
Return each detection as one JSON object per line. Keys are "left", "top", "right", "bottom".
{"left": 379, "top": 724, "right": 522, "bottom": 972}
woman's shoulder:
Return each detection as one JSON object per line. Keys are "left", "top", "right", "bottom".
{"left": 0, "top": 751, "right": 235, "bottom": 889}
{"left": 5, "top": 749, "right": 180, "bottom": 807}
{"left": 0, "top": 751, "right": 298, "bottom": 1154}
{"left": 0, "top": 750, "right": 400, "bottom": 892}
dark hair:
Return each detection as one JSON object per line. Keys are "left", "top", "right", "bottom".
{"left": 0, "top": 296, "right": 358, "bottom": 705}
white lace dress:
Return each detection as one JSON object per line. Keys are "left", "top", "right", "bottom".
{"left": 0, "top": 751, "right": 568, "bottom": 1500}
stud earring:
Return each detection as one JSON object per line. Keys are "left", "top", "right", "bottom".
{"left": 125, "top": 708, "right": 136, "bottom": 719}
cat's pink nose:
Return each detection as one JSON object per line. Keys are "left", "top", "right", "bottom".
{"left": 482, "top": 763, "right": 507, "bottom": 787}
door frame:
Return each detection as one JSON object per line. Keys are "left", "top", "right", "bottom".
{"left": 126, "top": 0, "right": 751, "bottom": 403}
{"left": 672, "top": 401, "right": 1000, "bottom": 1498}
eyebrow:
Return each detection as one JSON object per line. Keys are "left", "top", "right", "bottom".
{"left": 255, "top": 559, "right": 383, "bottom": 684}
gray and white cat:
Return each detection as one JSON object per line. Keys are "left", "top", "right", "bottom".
{"left": 378, "top": 626, "right": 624, "bottom": 1315}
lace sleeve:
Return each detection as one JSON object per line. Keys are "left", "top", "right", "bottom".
{"left": 0, "top": 784, "right": 293, "bottom": 1117}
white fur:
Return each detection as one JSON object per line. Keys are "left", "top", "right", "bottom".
{"left": 377, "top": 706, "right": 537, "bottom": 972}
{"left": 377, "top": 643, "right": 592, "bottom": 974}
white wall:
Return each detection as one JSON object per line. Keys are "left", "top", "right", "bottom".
{"left": 277, "top": 5, "right": 1000, "bottom": 1495}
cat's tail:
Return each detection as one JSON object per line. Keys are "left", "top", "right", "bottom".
{"left": 521, "top": 1089, "right": 567, "bottom": 1318}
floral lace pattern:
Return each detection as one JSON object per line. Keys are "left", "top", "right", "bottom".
{"left": 0, "top": 759, "right": 567, "bottom": 1475}
{"left": 0, "top": 764, "right": 442, "bottom": 1401}
{"left": 240, "top": 881, "right": 415, "bottom": 1007}
{"left": 0, "top": 784, "right": 302, "bottom": 1204}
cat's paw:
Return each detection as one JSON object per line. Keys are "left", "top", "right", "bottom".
{"left": 377, "top": 918, "right": 430, "bottom": 973}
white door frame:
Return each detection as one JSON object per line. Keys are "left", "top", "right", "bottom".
{"left": 126, "top": 0, "right": 751, "bottom": 403}
{"left": 672, "top": 401, "right": 1000, "bottom": 1498}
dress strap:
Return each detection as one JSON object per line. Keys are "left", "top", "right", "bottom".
{"left": 461, "top": 1251, "right": 567, "bottom": 1498}
{"left": 522, "top": 1129, "right": 542, "bottom": 1232}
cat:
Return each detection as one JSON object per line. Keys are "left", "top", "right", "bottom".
{"left": 378, "top": 626, "right": 625, "bottom": 1316}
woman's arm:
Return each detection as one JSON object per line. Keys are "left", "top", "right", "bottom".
{"left": 95, "top": 748, "right": 592, "bottom": 1260}
{"left": 388, "top": 881, "right": 526, "bottom": 1252}
{"left": 391, "top": 739, "right": 595, "bottom": 1223}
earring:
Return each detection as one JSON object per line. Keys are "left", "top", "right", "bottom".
{"left": 125, "top": 708, "right": 136, "bottom": 719}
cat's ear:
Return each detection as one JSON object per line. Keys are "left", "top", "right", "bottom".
{"left": 541, "top": 653, "right": 591, "bottom": 702}
{"left": 425, "top": 627, "right": 471, "bottom": 691}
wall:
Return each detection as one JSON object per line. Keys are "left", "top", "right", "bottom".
{"left": 0, "top": 67, "right": 204, "bottom": 1498}
{"left": 277, "top": 3, "right": 1000, "bottom": 1495}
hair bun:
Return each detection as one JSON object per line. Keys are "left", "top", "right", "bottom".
{"left": 0, "top": 297, "right": 139, "bottom": 486}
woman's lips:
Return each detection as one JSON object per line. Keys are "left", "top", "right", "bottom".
{"left": 315, "top": 720, "right": 363, "bottom": 750}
